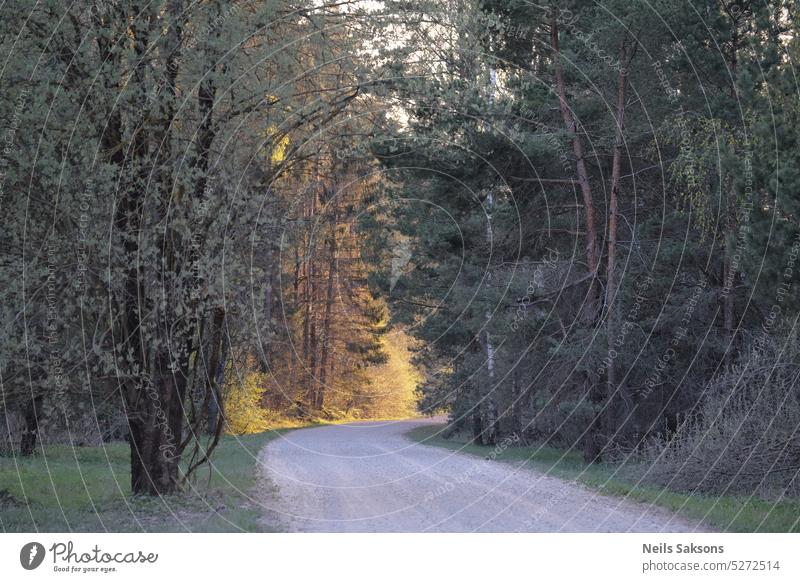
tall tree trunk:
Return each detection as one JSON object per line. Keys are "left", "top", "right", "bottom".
{"left": 551, "top": 13, "right": 601, "bottom": 462}
{"left": 124, "top": 0, "right": 207, "bottom": 495}
{"left": 302, "top": 266, "right": 313, "bottom": 403}
{"left": 481, "top": 324, "right": 498, "bottom": 446}
{"left": 550, "top": 15, "right": 600, "bottom": 303}
{"left": 479, "top": 67, "right": 499, "bottom": 447}
{"left": 604, "top": 42, "right": 632, "bottom": 443}
{"left": 723, "top": 18, "right": 740, "bottom": 368}
{"left": 483, "top": 182, "right": 498, "bottom": 446}
{"left": 308, "top": 266, "right": 319, "bottom": 408}
{"left": 290, "top": 244, "right": 301, "bottom": 403}
{"left": 303, "top": 191, "right": 319, "bottom": 410}
{"left": 260, "top": 267, "right": 273, "bottom": 374}
{"left": 317, "top": 209, "right": 339, "bottom": 410}
{"left": 120, "top": 3, "right": 161, "bottom": 494}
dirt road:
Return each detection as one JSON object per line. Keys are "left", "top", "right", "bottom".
{"left": 258, "top": 419, "right": 707, "bottom": 532}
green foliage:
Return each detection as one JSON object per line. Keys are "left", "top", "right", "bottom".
{"left": 0, "top": 431, "right": 292, "bottom": 532}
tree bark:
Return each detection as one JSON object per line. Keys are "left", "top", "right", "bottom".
{"left": 723, "top": 231, "right": 735, "bottom": 366}
{"left": 723, "top": 16, "right": 740, "bottom": 368}
{"left": 20, "top": 395, "right": 43, "bottom": 456}
{"left": 604, "top": 42, "right": 631, "bottom": 440}
{"left": 205, "top": 308, "right": 226, "bottom": 435}
{"left": 550, "top": 15, "right": 600, "bottom": 303}
{"left": 119, "top": 4, "right": 163, "bottom": 494}
{"left": 551, "top": 13, "right": 601, "bottom": 462}
{"left": 317, "top": 207, "right": 339, "bottom": 410}
{"left": 471, "top": 404, "right": 484, "bottom": 445}
{"left": 481, "top": 187, "right": 498, "bottom": 446}
{"left": 302, "top": 190, "right": 320, "bottom": 410}
{"left": 121, "top": 0, "right": 213, "bottom": 495}
{"left": 126, "top": 351, "right": 186, "bottom": 495}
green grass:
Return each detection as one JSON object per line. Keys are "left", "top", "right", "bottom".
{"left": 406, "top": 424, "right": 800, "bottom": 533}
{"left": 0, "top": 430, "right": 292, "bottom": 533}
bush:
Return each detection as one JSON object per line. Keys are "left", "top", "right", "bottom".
{"left": 636, "top": 348, "right": 800, "bottom": 497}
{"left": 223, "top": 363, "right": 271, "bottom": 435}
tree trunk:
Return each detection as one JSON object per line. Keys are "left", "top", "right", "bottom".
{"left": 723, "top": 230, "right": 735, "bottom": 366}
{"left": 471, "top": 402, "right": 484, "bottom": 445}
{"left": 551, "top": 14, "right": 602, "bottom": 462}
{"left": 308, "top": 263, "right": 319, "bottom": 409}
{"left": 117, "top": 1, "right": 189, "bottom": 496}
{"left": 723, "top": 21, "right": 740, "bottom": 368}
{"left": 207, "top": 380, "right": 220, "bottom": 436}
{"left": 317, "top": 209, "right": 339, "bottom": 411}
{"left": 302, "top": 260, "right": 312, "bottom": 398}
{"left": 20, "top": 395, "right": 43, "bottom": 456}
{"left": 127, "top": 353, "right": 185, "bottom": 495}
{"left": 302, "top": 192, "right": 318, "bottom": 410}
{"left": 128, "top": 422, "right": 179, "bottom": 495}
{"left": 550, "top": 15, "right": 600, "bottom": 304}
{"left": 604, "top": 42, "right": 631, "bottom": 445}
{"left": 511, "top": 368, "right": 521, "bottom": 438}
{"left": 481, "top": 329, "right": 498, "bottom": 446}
{"left": 205, "top": 307, "right": 226, "bottom": 435}
{"left": 481, "top": 187, "right": 498, "bottom": 446}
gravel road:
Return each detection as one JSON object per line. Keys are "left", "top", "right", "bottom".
{"left": 258, "top": 418, "right": 707, "bottom": 532}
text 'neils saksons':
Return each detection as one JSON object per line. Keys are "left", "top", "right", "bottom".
{"left": 643, "top": 543, "right": 724, "bottom": 554}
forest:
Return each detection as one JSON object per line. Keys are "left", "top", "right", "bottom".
{"left": 1, "top": 0, "right": 800, "bottom": 511}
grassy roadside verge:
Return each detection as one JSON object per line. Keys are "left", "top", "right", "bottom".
{"left": 406, "top": 424, "right": 800, "bottom": 533}
{"left": 0, "top": 429, "right": 298, "bottom": 533}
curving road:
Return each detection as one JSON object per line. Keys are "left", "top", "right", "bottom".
{"left": 258, "top": 418, "right": 707, "bottom": 533}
